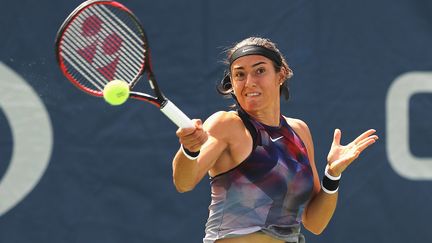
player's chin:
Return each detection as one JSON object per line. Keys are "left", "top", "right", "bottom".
{"left": 239, "top": 100, "right": 261, "bottom": 112}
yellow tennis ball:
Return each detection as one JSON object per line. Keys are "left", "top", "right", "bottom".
{"left": 103, "top": 80, "right": 130, "bottom": 106}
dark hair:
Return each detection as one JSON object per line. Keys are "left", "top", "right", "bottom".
{"left": 217, "top": 37, "right": 293, "bottom": 100}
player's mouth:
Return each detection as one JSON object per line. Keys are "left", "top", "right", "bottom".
{"left": 245, "top": 92, "right": 261, "bottom": 97}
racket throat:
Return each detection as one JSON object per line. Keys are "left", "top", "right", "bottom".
{"left": 148, "top": 78, "right": 164, "bottom": 99}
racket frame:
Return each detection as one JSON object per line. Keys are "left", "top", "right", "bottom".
{"left": 55, "top": 0, "right": 194, "bottom": 128}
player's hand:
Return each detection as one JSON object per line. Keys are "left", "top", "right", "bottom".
{"left": 326, "top": 129, "right": 378, "bottom": 176}
{"left": 176, "top": 119, "right": 208, "bottom": 152}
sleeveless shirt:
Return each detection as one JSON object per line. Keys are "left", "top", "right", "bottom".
{"left": 203, "top": 110, "right": 314, "bottom": 243}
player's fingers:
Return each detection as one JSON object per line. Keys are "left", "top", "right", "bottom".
{"left": 194, "top": 119, "right": 203, "bottom": 129}
{"left": 179, "top": 127, "right": 207, "bottom": 146}
{"left": 180, "top": 138, "right": 199, "bottom": 151}
{"left": 332, "top": 129, "right": 341, "bottom": 146}
{"left": 197, "top": 130, "right": 209, "bottom": 146}
{"left": 354, "top": 134, "right": 379, "bottom": 148}
{"left": 356, "top": 137, "right": 378, "bottom": 153}
{"left": 176, "top": 119, "right": 204, "bottom": 136}
{"left": 176, "top": 123, "right": 199, "bottom": 137}
{"left": 176, "top": 127, "right": 193, "bottom": 136}
{"left": 353, "top": 129, "right": 377, "bottom": 145}
{"left": 185, "top": 136, "right": 207, "bottom": 151}
{"left": 331, "top": 151, "right": 360, "bottom": 173}
{"left": 189, "top": 142, "right": 204, "bottom": 152}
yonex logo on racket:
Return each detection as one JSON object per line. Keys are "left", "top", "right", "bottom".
{"left": 76, "top": 14, "right": 123, "bottom": 80}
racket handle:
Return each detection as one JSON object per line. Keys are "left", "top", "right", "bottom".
{"left": 160, "top": 100, "right": 194, "bottom": 128}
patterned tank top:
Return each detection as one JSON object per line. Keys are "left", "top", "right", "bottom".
{"left": 203, "top": 110, "right": 314, "bottom": 243}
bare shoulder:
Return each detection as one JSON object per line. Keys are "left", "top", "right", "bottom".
{"left": 285, "top": 117, "right": 310, "bottom": 132}
{"left": 202, "top": 111, "right": 251, "bottom": 175}
{"left": 204, "top": 111, "right": 245, "bottom": 139}
{"left": 284, "top": 117, "right": 313, "bottom": 145}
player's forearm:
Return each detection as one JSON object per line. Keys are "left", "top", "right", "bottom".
{"left": 302, "top": 190, "right": 338, "bottom": 235}
{"left": 172, "top": 149, "right": 200, "bottom": 193}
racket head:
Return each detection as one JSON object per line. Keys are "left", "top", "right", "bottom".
{"left": 55, "top": 0, "right": 157, "bottom": 102}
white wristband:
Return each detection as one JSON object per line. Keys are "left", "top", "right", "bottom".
{"left": 321, "top": 184, "right": 339, "bottom": 194}
{"left": 180, "top": 144, "right": 199, "bottom": 160}
{"left": 322, "top": 164, "right": 341, "bottom": 194}
{"left": 325, "top": 164, "right": 341, "bottom": 180}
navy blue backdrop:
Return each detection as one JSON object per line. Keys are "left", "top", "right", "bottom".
{"left": 1, "top": 0, "right": 431, "bottom": 242}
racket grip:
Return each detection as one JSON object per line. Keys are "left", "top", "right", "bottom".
{"left": 160, "top": 100, "right": 194, "bottom": 128}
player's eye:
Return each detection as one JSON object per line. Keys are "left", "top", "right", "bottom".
{"left": 233, "top": 72, "right": 245, "bottom": 81}
{"left": 256, "top": 67, "right": 266, "bottom": 75}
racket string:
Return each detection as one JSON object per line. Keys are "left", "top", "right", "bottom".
{"left": 86, "top": 6, "right": 145, "bottom": 65}
{"left": 62, "top": 31, "right": 111, "bottom": 89}
{"left": 61, "top": 28, "right": 107, "bottom": 90}
{"left": 98, "top": 5, "right": 145, "bottom": 53}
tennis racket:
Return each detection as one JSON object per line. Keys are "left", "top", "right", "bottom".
{"left": 55, "top": 0, "right": 194, "bottom": 128}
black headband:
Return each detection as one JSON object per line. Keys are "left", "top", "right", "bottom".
{"left": 229, "top": 45, "right": 282, "bottom": 68}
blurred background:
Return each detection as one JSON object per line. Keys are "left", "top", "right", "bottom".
{"left": 0, "top": 0, "right": 431, "bottom": 242}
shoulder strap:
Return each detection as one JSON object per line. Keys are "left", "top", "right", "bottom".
{"left": 237, "top": 108, "right": 260, "bottom": 147}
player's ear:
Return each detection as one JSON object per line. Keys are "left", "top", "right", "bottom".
{"left": 217, "top": 70, "right": 233, "bottom": 94}
{"left": 277, "top": 67, "right": 286, "bottom": 85}
{"left": 223, "top": 72, "right": 232, "bottom": 91}
{"left": 279, "top": 66, "right": 293, "bottom": 83}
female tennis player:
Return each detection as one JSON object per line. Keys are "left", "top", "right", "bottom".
{"left": 172, "top": 37, "right": 378, "bottom": 243}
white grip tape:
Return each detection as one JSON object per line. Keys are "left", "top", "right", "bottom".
{"left": 160, "top": 100, "right": 194, "bottom": 128}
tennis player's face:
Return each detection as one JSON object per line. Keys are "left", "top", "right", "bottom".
{"left": 231, "top": 55, "right": 282, "bottom": 112}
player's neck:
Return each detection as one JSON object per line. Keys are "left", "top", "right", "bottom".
{"left": 248, "top": 104, "right": 280, "bottom": 127}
